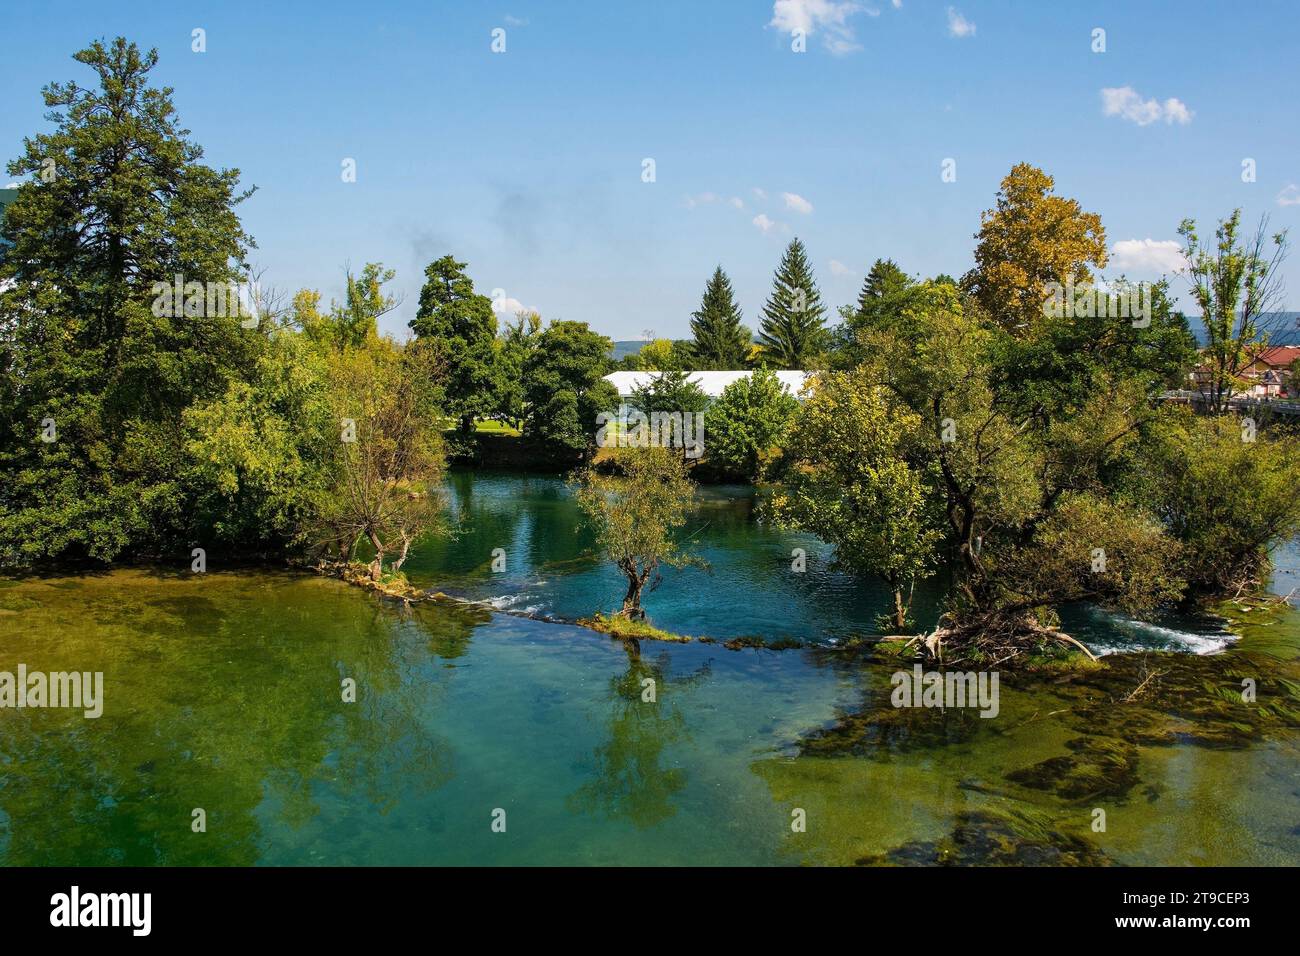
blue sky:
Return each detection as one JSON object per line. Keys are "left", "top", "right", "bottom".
{"left": 3, "top": 1, "right": 1298, "bottom": 340}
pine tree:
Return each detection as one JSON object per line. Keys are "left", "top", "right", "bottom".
{"left": 758, "top": 238, "right": 828, "bottom": 369}
{"left": 688, "top": 266, "right": 751, "bottom": 370}
{"left": 855, "top": 258, "right": 911, "bottom": 317}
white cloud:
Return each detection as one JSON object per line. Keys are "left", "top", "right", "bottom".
{"left": 491, "top": 295, "right": 535, "bottom": 315}
{"left": 1110, "top": 239, "right": 1187, "bottom": 274}
{"left": 752, "top": 214, "right": 780, "bottom": 234}
{"left": 829, "top": 259, "right": 853, "bottom": 277}
{"left": 782, "top": 192, "right": 814, "bottom": 214}
{"left": 729, "top": 196, "right": 745, "bottom": 209}
{"left": 1276, "top": 184, "right": 1300, "bottom": 207}
{"left": 752, "top": 187, "right": 768, "bottom": 201}
{"left": 769, "top": 0, "right": 873, "bottom": 55}
{"left": 946, "top": 7, "right": 975, "bottom": 38}
{"left": 1100, "top": 87, "right": 1193, "bottom": 126}
{"left": 892, "top": 0, "right": 902, "bottom": 7}
{"left": 503, "top": 15, "right": 528, "bottom": 27}
{"left": 684, "top": 192, "right": 719, "bottom": 209}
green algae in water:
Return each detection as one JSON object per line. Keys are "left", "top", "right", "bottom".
{"left": 3, "top": 535, "right": 1300, "bottom": 865}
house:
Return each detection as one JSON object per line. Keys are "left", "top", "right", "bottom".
{"left": 1241, "top": 346, "right": 1300, "bottom": 398}
{"left": 1189, "top": 345, "right": 1300, "bottom": 399}
{"left": 603, "top": 369, "right": 810, "bottom": 402}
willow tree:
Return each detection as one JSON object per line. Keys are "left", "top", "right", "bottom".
{"left": 574, "top": 447, "right": 700, "bottom": 617}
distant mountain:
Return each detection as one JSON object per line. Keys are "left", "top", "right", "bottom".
{"left": 610, "top": 340, "right": 646, "bottom": 360}
{"left": 1187, "top": 313, "right": 1300, "bottom": 346}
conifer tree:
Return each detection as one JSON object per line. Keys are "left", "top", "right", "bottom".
{"left": 688, "top": 266, "right": 751, "bottom": 369}
{"left": 757, "top": 238, "right": 827, "bottom": 369}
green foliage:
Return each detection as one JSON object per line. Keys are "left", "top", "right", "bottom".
{"left": 1178, "top": 210, "right": 1291, "bottom": 412}
{"left": 409, "top": 254, "right": 500, "bottom": 432}
{"left": 330, "top": 263, "right": 399, "bottom": 347}
{"left": 574, "top": 446, "right": 701, "bottom": 614}
{"left": 183, "top": 332, "right": 335, "bottom": 553}
{"left": 687, "top": 266, "right": 751, "bottom": 369}
{"left": 523, "top": 320, "right": 618, "bottom": 455}
{"left": 496, "top": 310, "right": 542, "bottom": 428}
{"left": 757, "top": 238, "right": 828, "bottom": 369}
{"left": 771, "top": 370, "right": 945, "bottom": 630}
{"left": 315, "top": 337, "right": 448, "bottom": 577}
{"left": 637, "top": 337, "right": 682, "bottom": 371}
{"left": 0, "top": 38, "right": 256, "bottom": 567}
{"left": 1143, "top": 408, "right": 1300, "bottom": 593}
{"left": 705, "top": 369, "right": 799, "bottom": 481}
{"left": 629, "top": 370, "right": 709, "bottom": 418}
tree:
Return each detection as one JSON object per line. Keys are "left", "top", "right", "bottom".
{"left": 409, "top": 255, "right": 499, "bottom": 434}
{"left": 523, "top": 320, "right": 619, "bottom": 456}
{"left": 329, "top": 263, "right": 400, "bottom": 348}
{"left": 757, "top": 238, "right": 828, "bottom": 368}
{"left": 705, "top": 368, "right": 799, "bottom": 481}
{"left": 687, "top": 266, "right": 751, "bottom": 369}
{"left": 316, "top": 339, "right": 447, "bottom": 580}
{"left": 833, "top": 258, "right": 918, "bottom": 367}
{"left": 574, "top": 447, "right": 701, "bottom": 616}
{"left": 183, "top": 330, "right": 336, "bottom": 556}
{"left": 0, "top": 38, "right": 255, "bottom": 568}
{"left": 637, "top": 337, "right": 681, "bottom": 371}
{"left": 496, "top": 310, "right": 542, "bottom": 429}
{"left": 962, "top": 163, "right": 1107, "bottom": 333}
{"left": 629, "top": 370, "right": 709, "bottom": 418}
{"left": 770, "top": 371, "right": 945, "bottom": 631}
{"left": 854, "top": 278, "right": 1183, "bottom": 658}
{"left": 1179, "top": 210, "right": 1291, "bottom": 413}
{"left": 1144, "top": 408, "right": 1300, "bottom": 594}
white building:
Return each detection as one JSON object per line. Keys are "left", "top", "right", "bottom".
{"left": 604, "top": 370, "right": 810, "bottom": 402}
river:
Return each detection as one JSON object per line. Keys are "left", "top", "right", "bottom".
{"left": 1, "top": 469, "right": 1297, "bottom": 865}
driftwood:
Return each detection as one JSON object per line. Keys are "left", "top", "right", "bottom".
{"left": 893, "top": 610, "right": 1099, "bottom": 665}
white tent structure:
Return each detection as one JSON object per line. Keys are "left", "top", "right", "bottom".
{"left": 604, "top": 370, "right": 810, "bottom": 401}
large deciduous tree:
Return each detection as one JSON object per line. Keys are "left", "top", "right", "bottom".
{"left": 962, "top": 163, "right": 1107, "bottom": 334}
{"left": 705, "top": 368, "right": 799, "bottom": 482}
{"left": 523, "top": 320, "right": 619, "bottom": 456}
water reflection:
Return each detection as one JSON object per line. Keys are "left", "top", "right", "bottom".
{"left": 568, "top": 641, "right": 710, "bottom": 829}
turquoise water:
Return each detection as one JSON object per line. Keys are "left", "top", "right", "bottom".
{"left": 1, "top": 471, "right": 1298, "bottom": 866}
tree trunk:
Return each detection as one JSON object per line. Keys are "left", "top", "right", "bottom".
{"left": 621, "top": 573, "right": 644, "bottom": 617}
{"left": 892, "top": 585, "right": 907, "bottom": 631}
{"left": 367, "top": 529, "right": 385, "bottom": 581}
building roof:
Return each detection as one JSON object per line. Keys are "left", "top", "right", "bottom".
{"left": 1250, "top": 346, "right": 1300, "bottom": 368}
{"left": 604, "top": 369, "right": 810, "bottom": 399}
